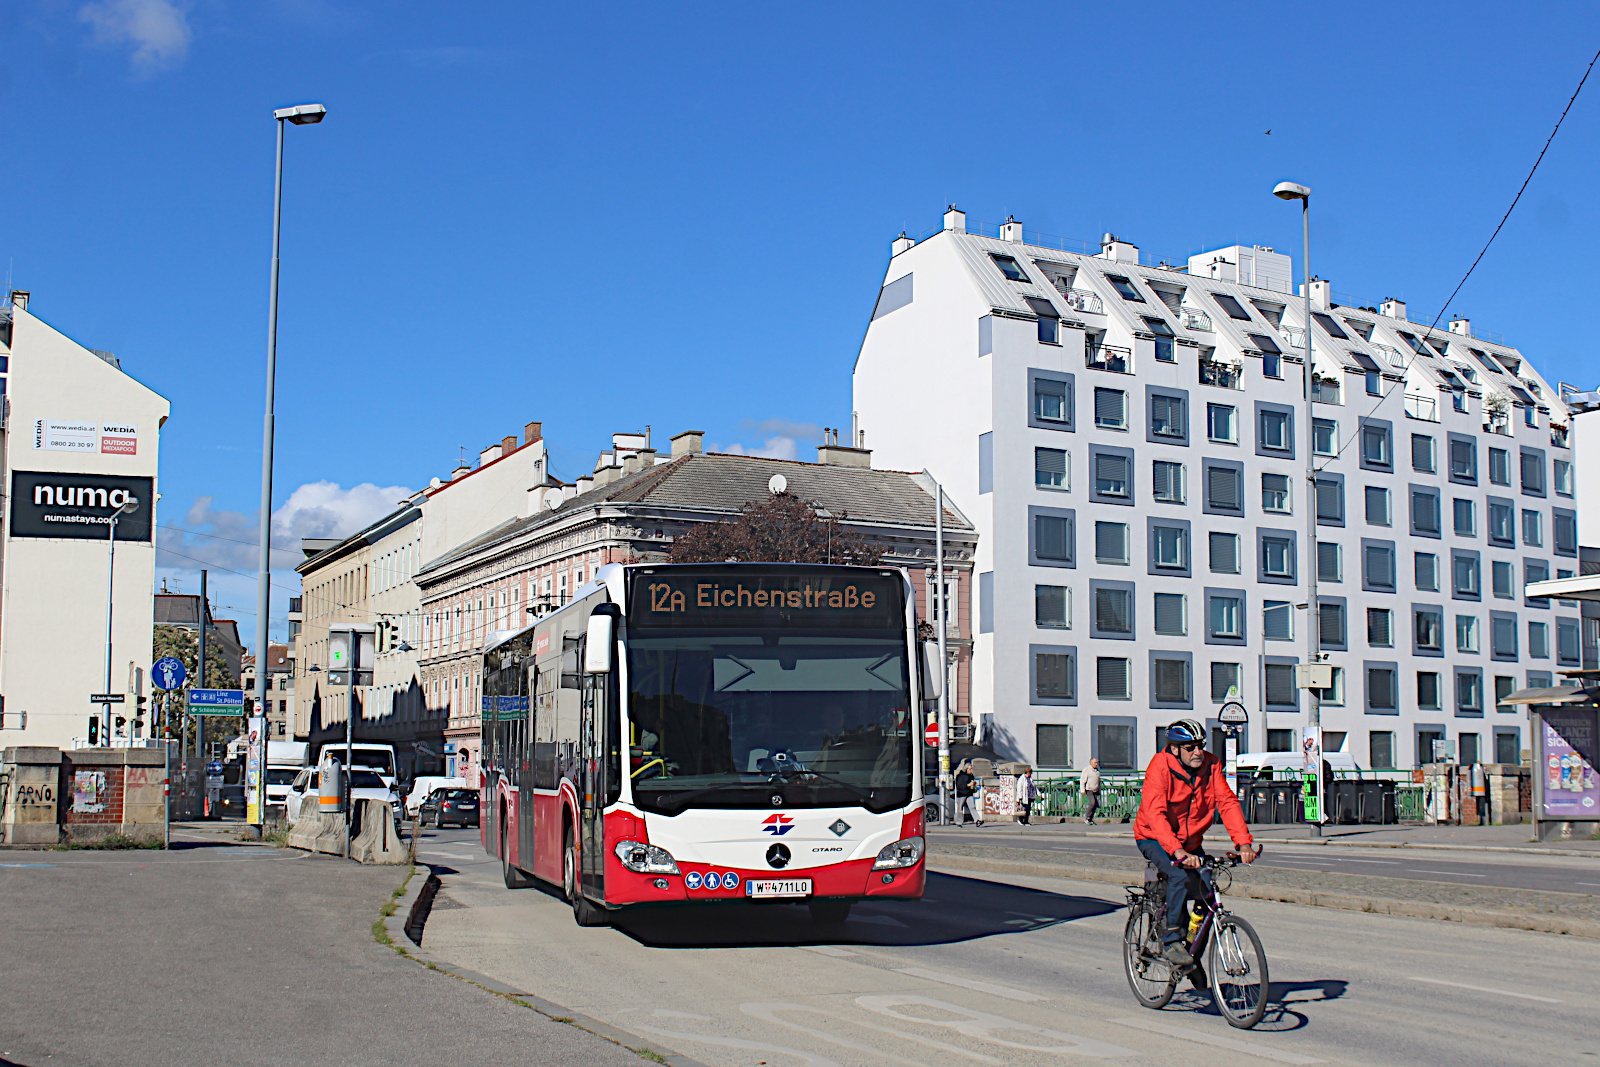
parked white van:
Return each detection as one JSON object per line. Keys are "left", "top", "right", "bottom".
{"left": 1234, "top": 752, "right": 1363, "bottom": 777}
{"left": 404, "top": 776, "right": 468, "bottom": 817}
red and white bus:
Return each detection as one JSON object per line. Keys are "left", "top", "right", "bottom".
{"left": 480, "top": 562, "right": 935, "bottom": 925}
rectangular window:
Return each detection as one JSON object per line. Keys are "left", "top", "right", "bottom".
{"left": 1366, "top": 486, "right": 1391, "bottom": 525}
{"left": 1262, "top": 536, "right": 1293, "bottom": 578}
{"left": 1492, "top": 560, "right": 1515, "bottom": 599}
{"left": 991, "top": 254, "right": 1029, "bottom": 281}
{"left": 1035, "top": 447, "right": 1069, "bottom": 490}
{"left": 1453, "top": 498, "right": 1475, "bottom": 536}
{"left": 1036, "top": 724, "right": 1072, "bottom": 769}
{"left": 1494, "top": 728, "right": 1519, "bottom": 764}
{"left": 1415, "top": 609, "right": 1442, "bottom": 651}
{"left": 1553, "top": 459, "right": 1574, "bottom": 496}
{"left": 1415, "top": 552, "right": 1439, "bottom": 592}
{"left": 1267, "top": 729, "right": 1295, "bottom": 752}
{"left": 1488, "top": 447, "right": 1510, "bottom": 486}
{"left": 1260, "top": 409, "right": 1290, "bottom": 451}
{"left": 1035, "top": 585, "right": 1070, "bottom": 630}
{"left": 1094, "top": 388, "right": 1127, "bottom": 428}
{"left": 1209, "top": 532, "right": 1240, "bottom": 574}
{"left": 1559, "top": 617, "right": 1581, "bottom": 663}
{"left": 1206, "top": 465, "right": 1242, "bottom": 511}
{"left": 1035, "top": 654, "right": 1074, "bottom": 700}
{"left": 1417, "top": 671, "right": 1441, "bottom": 710}
{"left": 1034, "top": 513, "right": 1073, "bottom": 563}
{"left": 1412, "top": 490, "right": 1440, "bottom": 534}
{"left": 1368, "top": 607, "right": 1394, "bottom": 647}
{"left": 1318, "top": 602, "right": 1346, "bottom": 646}
{"left": 1213, "top": 292, "right": 1251, "bottom": 320}
{"left": 1154, "top": 592, "right": 1186, "bottom": 636}
{"left": 1150, "top": 394, "right": 1186, "bottom": 438}
{"left": 1316, "top": 479, "right": 1344, "bottom": 522}
{"left": 1456, "top": 614, "right": 1479, "bottom": 653}
{"left": 1528, "top": 620, "right": 1549, "bottom": 658}
{"left": 1371, "top": 731, "right": 1396, "bottom": 769}
{"left": 1457, "top": 672, "right": 1482, "bottom": 714}
{"left": 1488, "top": 501, "right": 1515, "bottom": 545}
{"left": 1095, "top": 521, "right": 1130, "bottom": 564}
{"left": 1211, "top": 662, "right": 1241, "bottom": 702}
{"left": 1209, "top": 595, "right": 1243, "bottom": 638}
{"left": 1263, "top": 600, "right": 1293, "bottom": 640}
{"left": 1522, "top": 509, "right": 1543, "bottom": 547}
{"left": 1412, "top": 434, "right": 1435, "bottom": 472}
{"left": 1096, "top": 723, "right": 1135, "bottom": 769}
{"left": 1153, "top": 659, "right": 1190, "bottom": 704}
{"left": 1093, "top": 452, "right": 1130, "bottom": 497}
{"left": 1262, "top": 350, "right": 1282, "bottom": 378}
{"left": 1152, "top": 460, "right": 1186, "bottom": 504}
{"left": 1365, "top": 544, "right": 1396, "bottom": 589}
{"left": 1265, "top": 663, "right": 1296, "bottom": 706}
{"left": 1369, "top": 668, "right": 1398, "bottom": 711}
{"left": 1207, "top": 403, "right": 1238, "bottom": 442}
{"left": 1262, "top": 473, "right": 1291, "bottom": 513}
{"left": 1521, "top": 451, "right": 1545, "bottom": 494}
{"left": 1525, "top": 560, "right": 1548, "bottom": 599}
{"left": 1449, "top": 439, "right": 1477, "bottom": 482}
{"left": 1317, "top": 541, "right": 1342, "bottom": 581}
{"left": 1095, "top": 587, "right": 1132, "bottom": 633}
{"left": 1491, "top": 614, "right": 1518, "bottom": 657}
{"left": 1097, "top": 657, "right": 1131, "bottom": 698}
{"left": 1366, "top": 371, "right": 1382, "bottom": 396}
{"left": 1151, "top": 525, "right": 1187, "bottom": 569}
{"left": 1033, "top": 377, "right": 1069, "bottom": 423}
{"left": 1453, "top": 553, "right": 1480, "bottom": 596}
{"left": 1313, "top": 418, "right": 1337, "bottom": 456}
{"left": 1362, "top": 425, "right": 1391, "bottom": 467}
{"left": 1106, "top": 274, "right": 1144, "bottom": 302}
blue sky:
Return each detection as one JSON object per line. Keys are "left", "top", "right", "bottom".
{"left": 6, "top": 1, "right": 1600, "bottom": 648}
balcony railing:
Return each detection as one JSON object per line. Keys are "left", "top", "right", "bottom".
{"left": 1373, "top": 343, "right": 1406, "bottom": 368}
{"left": 1198, "top": 360, "right": 1242, "bottom": 389}
{"left": 1404, "top": 394, "right": 1439, "bottom": 422}
{"left": 1086, "top": 344, "right": 1131, "bottom": 373}
{"left": 1279, "top": 326, "right": 1306, "bottom": 349}
{"left": 1312, "top": 378, "right": 1342, "bottom": 405}
{"left": 1059, "top": 287, "right": 1105, "bottom": 315}
{"left": 1179, "top": 307, "right": 1213, "bottom": 332}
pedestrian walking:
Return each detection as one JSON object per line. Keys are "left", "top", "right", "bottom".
{"left": 1081, "top": 757, "right": 1102, "bottom": 825}
{"left": 954, "top": 759, "right": 983, "bottom": 827}
{"left": 1471, "top": 761, "right": 1488, "bottom": 825}
{"left": 1014, "top": 767, "right": 1038, "bottom": 825}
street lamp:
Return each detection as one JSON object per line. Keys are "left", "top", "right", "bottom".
{"left": 1273, "top": 179, "right": 1322, "bottom": 838}
{"left": 255, "top": 102, "right": 326, "bottom": 828}
{"left": 103, "top": 498, "right": 140, "bottom": 744}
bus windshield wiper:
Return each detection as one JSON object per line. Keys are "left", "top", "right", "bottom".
{"left": 770, "top": 768, "right": 875, "bottom": 804}
{"left": 649, "top": 779, "right": 766, "bottom": 811}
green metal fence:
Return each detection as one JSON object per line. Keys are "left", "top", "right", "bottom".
{"left": 1032, "top": 774, "right": 1144, "bottom": 821}
{"left": 1394, "top": 783, "right": 1424, "bottom": 822}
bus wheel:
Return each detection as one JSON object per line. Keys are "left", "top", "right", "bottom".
{"left": 564, "top": 825, "right": 608, "bottom": 927}
{"left": 808, "top": 900, "right": 852, "bottom": 924}
{"left": 501, "top": 810, "right": 532, "bottom": 889}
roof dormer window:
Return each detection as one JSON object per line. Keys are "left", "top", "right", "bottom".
{"left": 1311, "top": 312, "right": 1349, "bottom": 340}
{"left": 1105, "top": 274, "right": 1145, "bottom": 302}
{"left": 1211, "top": 293, "right": 1252, "bottom": 321}
{"left": 1342, "top": 318, "right": 1374, "bottom": 341}
{"left": 990, "top": 255, "right": 1029, "bottom": 281}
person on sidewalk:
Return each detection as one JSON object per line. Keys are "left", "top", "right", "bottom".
{"left": 1014, "top": 768, "right": 1037, "bottom": 825}
{"left": 1471, "top": 762, "right": 1488, "bottom": 825}
{"left": 954, "top": 760, "right": 982, "bottom": 827}
{"left": 1082, "top": 758, "right": 1102, "bottom": 825}
{"left": 1133, "top": 719, "right": 1260, "bottom": 974}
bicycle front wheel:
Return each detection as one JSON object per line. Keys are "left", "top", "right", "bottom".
{"left": 1207, "top": 914, "right": 1268, "bottom": 1028}
{"left": 1122, "top": 901, "right": 1177, "bottom": 1008}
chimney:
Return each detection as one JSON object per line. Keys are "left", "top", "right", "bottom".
{"left": 501, "top": 434, "right": 517, "bottom": 455}
{"left": 1000, "top": 215, "right": 1024, "bottom": 242}
{"left": 1099, "top": 233, "right": 1140, "bottom": 263}
{"left": 479, "top": 443, "right": 502, "bottom": 467}
{"left": 1449, "top": 316, "right": 1471, "bottom": 337}
{"left": 9, "top": 290, "right": 27, "bottom": 312}
{"left": 670, "top": 430, "right": 704, "bottom": 458}
{"left": 524, "top": 421, "right": 542, "bottom": 445}
{"left": 817, "top": 427, "right": 872, "bottom": 468}
{"left": 575, "top": 474, "right": 594, "bottom": 495}
{"left": 891, "top": 232, "right": 914, "bottom": 256}
{"left": 1380, "top": 298, "right": 1407, "bottom": 321}
{"left": 451, "top": 462, "right": 472, "bottom": 480}
{"left": 593, "top": 464, "right": 621, "bottom": 486}
{"left": 622, "top": 453, "right": 644, "bottom": 475}
{"left": 1300, "top": 278, "right": 1331, "bottom": 310}
{"left": 943, "top": 205, "right": 966, "bottom": 234}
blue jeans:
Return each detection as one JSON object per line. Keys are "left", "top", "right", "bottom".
{"left": 1136, "top": 839, "right": 1211, "bottom": 944}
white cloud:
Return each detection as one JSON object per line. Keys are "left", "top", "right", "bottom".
{"left": 711, "top": 418, "right": 824, "bottom": 462}
{"left": 78, "top": 0, "right": 192, "bottom": 73}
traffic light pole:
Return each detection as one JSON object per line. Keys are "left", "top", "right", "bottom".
{"left": 197, "top": 570, "right": 208, "bottom": 769}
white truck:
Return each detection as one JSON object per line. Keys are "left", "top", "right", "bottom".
{"left": 316, "top": 742, "right": 398, "bottom": 791}
{"left": 265, "top": 740, "right": 309, "bottom": 819}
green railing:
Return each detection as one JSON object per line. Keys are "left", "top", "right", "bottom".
{"left": 1394, "top": 783, "right": 1424, "bottom": 822}
{"left": 1032, "top": 774, "right": 1145, "bottom": 821}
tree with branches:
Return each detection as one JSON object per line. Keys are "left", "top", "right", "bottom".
{"left": 669, "top": 492, "right": 884, "bottom": 566}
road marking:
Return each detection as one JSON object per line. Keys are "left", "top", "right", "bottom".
{"left": 1107, "top": 1016, "right": 1326, "bottom": 1064}
{"left": 1577, "top": 882, "right": 1600, "bottom": 887}
{"left": 638, "top": 1023, "right": 845, "bottom": 1067}
{"left": 1406, "top": 870, "right": 1485, "bottom": 877}
{"left": 0, "top": 863, "right": 55, "bottom": 868}
{"left": 858, "top": 996, "right": 1134, "bottom": 1057}
{"left": 893, "top": 968, "right": 1046, "bottom": 1002}
{"left": 1406, "top": 977, "right": 1562, "bottom": 1003}
{"left": 1322, "top": 857, "right": 1399, "bottom": 864}
{"left": 743, "top": 1003, "right": 935, "bottom": 1067}
{"left": 801, "top": 945, "right": 857, "bottom": 957}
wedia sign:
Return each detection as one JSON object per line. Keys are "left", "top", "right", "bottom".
{"left": 9, "top": 471, "right": 153, "bottom": 542}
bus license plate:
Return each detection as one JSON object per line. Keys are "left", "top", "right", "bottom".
{"left": 745, "top": 878, "right": 812, "bottom": 898}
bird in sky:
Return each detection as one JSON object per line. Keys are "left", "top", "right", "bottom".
{"left": 1264, "top": 129, "right": 1272, "bottom": 135}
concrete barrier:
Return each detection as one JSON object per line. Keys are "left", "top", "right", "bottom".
{"left": 351, "top": 799, "right": 407, "bottom": 865}
{"left": 285, "top": 796, "right": 346, "bottom": 856}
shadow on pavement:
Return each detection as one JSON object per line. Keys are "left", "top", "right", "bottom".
{"left": 608, "top": 871, "right": 1121, "bottom": 949}
{"left": 1155, "top": 976, "right": 1348, "bottom": 1033}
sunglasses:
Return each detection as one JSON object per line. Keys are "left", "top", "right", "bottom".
{"left": 1173, "top": 741, "right": 1205, "bottom": 752}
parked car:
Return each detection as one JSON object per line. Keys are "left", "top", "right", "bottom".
{"left": 284, "top": 767, "right": 402, "bottom": 826}
{"left": 403, "top": 775, "right": 469, "bottom": 817}
{"left": 417, "top": 788, "right": 479, "bottom": 828}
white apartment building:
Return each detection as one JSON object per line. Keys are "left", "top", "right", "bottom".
{"left": 0, "top": 291, "right": 170, "bottom": 749}
{"left": 854, "top": 208, "right": 1580, "bottom": 774}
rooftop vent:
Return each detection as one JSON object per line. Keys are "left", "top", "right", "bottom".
{"left": 892, "top": 232, "right": 914, "bottom": 256}
{"left": 1001, "top": 216, "right": 1024, "bottom": 243}
{"left": 1099, "top": 234, "right": 1140, "bottom": 264}
{"left": 943, "top": 205, "right": 966, "bottom": 234}
{"left": 1380, "top": 298, "right": 1407, "bottom": 321}
{"left": 817, "top": 427, "right": 871, "bottom": 468}
{"left": 1449, "top": 317, "right": 1471, "bottom": 336}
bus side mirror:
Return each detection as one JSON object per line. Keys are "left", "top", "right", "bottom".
{"left": 584, "top": 614, "right": 614, "bottom": 674}
{"left": 922, "top": 641, "right": 943, "bottom": 701}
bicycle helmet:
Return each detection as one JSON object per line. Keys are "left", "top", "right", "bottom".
{"left": 1165, "top": 718, "right": 1206, "bottom": 746}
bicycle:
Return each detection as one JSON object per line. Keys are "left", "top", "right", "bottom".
{"left": 1122, "top": 852, "right": 1269, "bottom": 1029}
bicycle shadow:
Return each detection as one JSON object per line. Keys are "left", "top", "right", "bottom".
{"left": 1166, "top": 977, "right": 1348, "bottom": 1032}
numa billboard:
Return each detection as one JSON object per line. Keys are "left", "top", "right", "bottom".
{"left": 9, "top": 471, "right": 153, "bottom": 542}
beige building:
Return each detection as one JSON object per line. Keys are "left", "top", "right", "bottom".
{"left": 0, "top": 292, "right": 169, "bottom": 749}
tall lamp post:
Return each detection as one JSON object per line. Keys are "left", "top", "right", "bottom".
{"left": 255, "top": 102, "right": 325, "bottom": 834}
{"left": 1273, "top": 179, "right": 1322, "bottom": 838}
{"left": 102, "top": 498, "right": 140, "bottom": 744}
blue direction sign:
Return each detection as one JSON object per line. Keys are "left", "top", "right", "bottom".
{"left": 188, "top": 688, "right": 245, "bottom": 715}
{"left": 152, "top": 657, "right": 187, "bottom": 692}
{"left": 207, "top": 760, "right": 224, "bottom": 776}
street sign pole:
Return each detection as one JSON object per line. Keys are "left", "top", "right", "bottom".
{"left": 197, "top": 570, "right": 208, "bottom": 765}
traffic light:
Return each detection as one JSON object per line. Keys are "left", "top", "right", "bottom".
{"left": 115, "top": 716, "right": 127, "bottom": 731}
{"left": 88, "top": 716, "right": 99, "bottom": 745}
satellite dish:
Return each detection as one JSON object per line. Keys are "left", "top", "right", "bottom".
{"left": 544, "top": 489, "right": 562, "bottom": 510}
{"left": 768, "top": 474, "right": 788, "bottom": 495}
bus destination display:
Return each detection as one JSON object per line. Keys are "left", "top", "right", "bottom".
{"left": 630, "top": 569, "right": 901, "bottom": 630}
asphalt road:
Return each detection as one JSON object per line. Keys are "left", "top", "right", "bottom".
{"left": 0, "top": 832, "right": 648, "bottom": 1067}
{"left": 414, "top": 825, "right": 1599, "bottom": 1066}
{"left": 927, "top": 825, "right": 1600, "bottom": 895}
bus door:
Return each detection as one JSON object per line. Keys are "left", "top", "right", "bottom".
{"left": 579, "top": 657, "right": 607, "bottom": 899}
{"left": 519, "top": 666, "right": 538, "bottom": 872}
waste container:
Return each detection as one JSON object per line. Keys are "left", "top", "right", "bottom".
{"left": 1358, "top": 780, "right": 1396, "bottom": 824}
{"left": 1330, "top": 780, "right": 1360, "bottom": 824}
{"left": 1247, "top": 783, "right": 1276, "bottom": 823}
{"left": 1271, "top": 782, "right": 1304, "bottom": 824}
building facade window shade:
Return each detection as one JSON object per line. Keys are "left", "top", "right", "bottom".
{"left": 1316, "top": 478, "right": 1345, "bottom": 524}
{"left": 1263, "top": 600, "right": 1293, "bottom": 640}
{"left": 1450, "top": 438, "right": 1476, "bottom": 482}
{"left": 1317, "top": 541, "right": 1342, "bottom": 582}
{"left": 1154, "top": 592, "right": 1186, "bottom": 636}
{"left": 1488, "top": 448, "right": 1511, "bottom": 486}
{"left": 1036, "top": 724, "right": 1072, "bottom": 768}
{"left": 1095, "top": 521, "right": 1130, "bottom": 564}
{"left": 1319, "top": 603, "right": 1347, "bottom": 646}
{"left": 1528, "top": 620, "right": 1549, "bottom": 658}
{"left": 1033, "top": 376, "right": 1070, "bottom": 425}
{"left": 1095, "top": 586, "right": 1133, "bottom": 633}
{"left": 1452, "top": 552, "right": 1481, "bottom": 599}
{"left": 1030, "top": 509, "right": 1075, "bottom": 567}
{"left": 1453, "top": 498, "right": 1475, "bottom": 537}
{"left": 1524, "top": 560, "right": 1549, "bottom": 605}
{"left": 1034, "top": 653, "right": 1075, "bottom": 701}
{"left": 1209, "top": 532, "right": 1240, "bottom": 574}
{"left": 1366, "top": 486, "right": 1391, "bottom": 526}
{"left": 1153, "top": 658, "right": 1190, "bottom": 703}
{"left": 1555, "top": 510, "right": 1577, "bottom": 555}
{"left": 1369, "top": 668, "right": 1398, "bottom": 711}
{"left": 1152, "top": 460, "right": 1185, "bottom": 504}
{"left": 1416, "top": 552, "right": 1439, "bottom": 592}
{"left": 1035, "top": 447, "right": 1069, "bottom": 490}
{"left": 1094, "top": 453, "right": 1130, "bottom": 498}
{"left": 1521, "top": 450, "right": 1545, "bottom": 496}
{"left": 1264, "top": 663, "right": 1297, "bottom": 706}
{"left": 1417, "top": 671, "right": 1441, "bottom": 709}
{"left": 1411, "top": 489, "right": 1440, "bottom": 535}
{"left": 1491, "top": 613, "right": 1518, "bottom": 658}
{"left": 1259, "top": 409, "right": 1291, "bottom": 451}
{"left": 1097, "top": 657, "right": 1131, "bottom": 698}
{"left": 1094, "top": 388, "right": 1127, "bottom": 429}
{"left": 1522, "top": 509, "right": 1543, "bottom": 547}
{"left": 1492, "top": 560, "right": 1515, "bottom": 599}
{"left": 1559, "top": 617, "right": 1581, "bottom": 664}
{"left": 1488, "top": 501, "right": 1515, "bottom": 546}
{"left": 1150, "top": 394, "right": 1186, "bottom": 439}
{"left": 1261, "top": 473, "right": 1291, "bottom": 513}
{"left": 1415, "top": 609, "right": 1443, "bottom": 652}
{"left": 1206, "top": 465, "right": 1241, "bottom": 511}
{"left": 1035, "top": 585, "right": 1070, "bottom": 629}
{"left": 1362, "top": 425, "right": 1392, "bottom": 469}
{"left": 1369, "top": 608, "right": 1394, "bottom": 647}
{"left": 1412, "top": 434, "right": 1436, "bottom": 473}
{"left": 1364, "top": 543, "right": 1397, "bottom": 590}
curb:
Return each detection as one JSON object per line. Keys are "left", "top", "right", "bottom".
{"left": 927, "top": 855, "right": 1600, "bottom": 940}
{"left": 934, "top": 827, "right": 1600, "bottom": 859}
{"left": 376, "top": 862, "right": 710, "bottom": 1067}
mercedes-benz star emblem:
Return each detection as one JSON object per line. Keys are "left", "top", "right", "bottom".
{"left": 769, "top": 794, "right": 784, "bottom": 807}
{"left": 766, "top": 843, "right": 791, "bottom": 869}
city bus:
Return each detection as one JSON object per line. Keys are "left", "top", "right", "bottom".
{"left": 480, "top": 562, "right": 936, "bottom": 926}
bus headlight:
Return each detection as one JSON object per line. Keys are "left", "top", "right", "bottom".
{"left": 872, "top": 835, "right": 924, "bottom": 870}
{"left": 614, "top": 840, "right": 680, "bottom": 875}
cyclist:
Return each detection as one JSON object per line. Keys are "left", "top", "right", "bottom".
{"left": 1133, "top": 719, "right": 1260, "bottom": 969}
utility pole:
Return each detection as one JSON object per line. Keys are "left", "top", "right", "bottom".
{"left": 928, "top": 472, "right": 951, "bottom": 825}
{"left": 197, "top": 570, "right": 208, "bottom": 767}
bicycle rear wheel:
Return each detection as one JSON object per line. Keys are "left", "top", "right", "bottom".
{"left": 1208, "top": 914, "right": 1268, "bottom": 1028}
{"left": 1123, "top": 901, "right": 1177, "bottom": 1008}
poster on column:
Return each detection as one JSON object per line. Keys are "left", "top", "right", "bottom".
{"left": 246, "top": 716, "right": 267, "bottom": 824}
{"left": 1539, "top": 709, "right": 1599, "bottom": 819}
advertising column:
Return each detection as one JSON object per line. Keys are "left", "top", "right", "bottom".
{"left": 1536, "top": 707, "right": 1599, "bottom": 840}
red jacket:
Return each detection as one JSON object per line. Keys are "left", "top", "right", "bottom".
{"left": 1133, "top": 749, "right": 1253, "bottom": 855}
